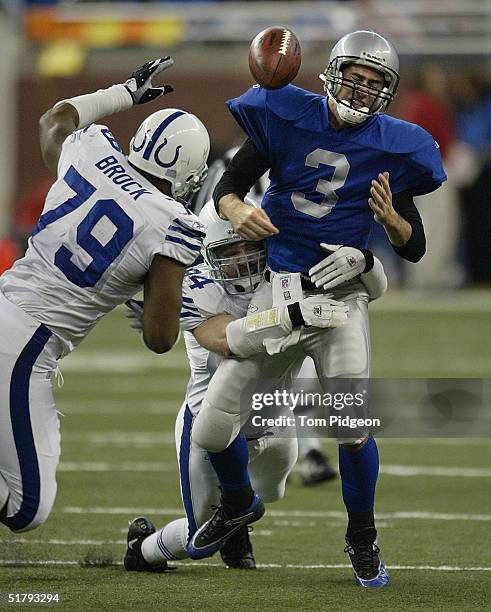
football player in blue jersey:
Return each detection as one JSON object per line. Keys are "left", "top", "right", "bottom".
{"left": 123, "top": 201, "right": 387, "bottom": 573}
{"left": 188, "top": 31, "right": 447, "bottom": 587}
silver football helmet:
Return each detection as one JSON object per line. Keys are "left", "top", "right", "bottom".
{"left": 128, "top": 108, "right": 210, "bottom": 201}
{"left": 198, "top": 199, "right": 266, "bottom": 295}
{"left": 319, "top": 30, "right": 400, "bottom": 125}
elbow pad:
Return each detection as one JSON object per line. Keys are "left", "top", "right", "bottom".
{"left": 360, "top": 257, "right": 388, "bottom": 300}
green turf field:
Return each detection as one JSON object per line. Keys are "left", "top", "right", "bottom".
{"left": 1, "top": 291, "right": 490, "bottom": 611}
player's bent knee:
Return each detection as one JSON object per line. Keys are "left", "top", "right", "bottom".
{"left": 2, "top": 487, "right": 57, "bottom": 533}
{"left": 259, "top": 488, "right": 282, "bottom": 504}
{"left": 3, "top": 503, "right": 50, "bottom": 533}
{"left": 192, "top": 401, "right": 241, "bottom": 452}
{"left": 256, "top": 480, "right": 287, "bottom": 503}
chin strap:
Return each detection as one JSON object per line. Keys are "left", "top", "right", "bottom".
{"left": 335, "top": 100, "right": 370, "bottom": 125}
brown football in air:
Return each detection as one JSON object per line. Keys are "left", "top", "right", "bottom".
{"left": 248, "top": 26, "right": 301, "bottom": 89}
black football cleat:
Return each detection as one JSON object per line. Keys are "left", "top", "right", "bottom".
{"left": 344, "top": 528, "right": 389, "bottom": 587}
{"left": 220, "top": 526, "right": 256, "bottom": 569}
{"left": 124, "top": 516, "right": 171, "bottom": 573}
{"left": 300, "top": 449, "right": 337, "bottom": 486}
{"left": 187, "top": 493, "right": 265, "bottom": 560}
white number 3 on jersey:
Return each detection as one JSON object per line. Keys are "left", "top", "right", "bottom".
{"left": 291, "top": 149, "right": 350, "bottom": 219}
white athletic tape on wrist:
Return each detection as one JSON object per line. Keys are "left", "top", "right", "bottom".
{"left": 226, "top": 307, "right": 294, "bottom": 359}
{"left": 244, "top": 308, "right": 280, "bottom": 333}
{"left": 55, "top": 84, "right": 133, "bottom": 129}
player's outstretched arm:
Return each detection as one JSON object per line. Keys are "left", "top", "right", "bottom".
{"left": 225, "top": 296, "right": 348, "bottom": 358}
{"left": 369, "top": 173, "right": 426, "bottom": 262}
{"left": 143, "top": 255, "right": 186, "bottom": 353}
{"left": 193, "top": 294, "right": 347, "bottom": 359}
{"left": 213, "top": 139, "right": 278, "bottom": 240}
{"left": 39, "top": 57, "right": 174, "bottom": 176}
{"left": 219, "top": 195, "right": 278, "bottom": 240}
{"left": 192, "top": 314, "right": 237, "bottom": 357}
{"left": 39, "top": 103, "right": 80, "bottom": 175}
{"left": 369, "top": 172, "right": 412, "bottom": 246}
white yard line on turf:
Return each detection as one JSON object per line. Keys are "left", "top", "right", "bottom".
{"left": 0, "top": 560, "right": 489, "bottom": 571}
{"left": 63, "top": 431, "right": 175, "bottom": 445}
{"left": 59, "top": 507, "right": 491, "bottom": 521}
{"left": 58, "top": 462, "right": 175, "bottom": 472}
{"left": 56, "top": 461, "right": 491, "bottom": 477}
{"left": 2, "top": 532, "right": 274, "bottom": 546}
{"left": 61, "top": 352, "right": 189, "bottom": 373}
{"left": 377, "top": 438, "right": 491, "bottom": 446}
{"left": 380, "top": 465, "right": 491, "bottom": 477}
{"left": 58, "top": 402, "right": 180, "bottom": 416}
{"left": 3, "top": 538, "right": 126, "bottom": 545}
{"left": 62, "top": 431, "right": 491, "bottom": 446}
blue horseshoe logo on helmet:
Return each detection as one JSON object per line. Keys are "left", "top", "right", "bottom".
{"left": 154, "top": 139, "right": 182, "bottom": 168}
{"left": 131, "top": 125, "right": 148, "bottom": 153}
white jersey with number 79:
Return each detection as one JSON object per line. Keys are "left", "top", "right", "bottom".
{"left": 0, "top": 124, "right": 204, "bottom": 354}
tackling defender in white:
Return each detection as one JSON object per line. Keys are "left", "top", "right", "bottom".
{"left": 0, "top": 58, "right": 209, "bottom": 532}
{"left": 123, "top": 201, "right": 387, "bottom": 571}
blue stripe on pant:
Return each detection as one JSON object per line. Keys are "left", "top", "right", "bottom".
{"left": 3, "top": 324, "right": 52, "bottom": 532}
{"left": 179, "top": 405, "right": 198, "bottom": 541}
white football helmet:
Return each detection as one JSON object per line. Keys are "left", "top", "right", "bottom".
{"left": 128, "top": 108, "right": 210, "bottom": 201}
{"left": 198, "top": 199, "right": 266, "bottom": 295}
{"left": 319, "top": 30, "right": 400, "bottom": 125}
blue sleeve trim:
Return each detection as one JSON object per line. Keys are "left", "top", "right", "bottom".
{"left": 165, "top": 234, "right": 202, "bottom": 252}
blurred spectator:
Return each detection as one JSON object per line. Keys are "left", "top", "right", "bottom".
{"left": 13, "top": 177, "right": 52, "bottom": 255}
{"left": 23, "top": 0, "right": 58, "bottom": 5}
{"left": 450, "top": 72, "right": 491, "bottom": 285}
{"left": 0, "top": 235, "right": 19, "bottom": 274}
{"left": 396, "top": 64, "right": 462, "bottom": 289}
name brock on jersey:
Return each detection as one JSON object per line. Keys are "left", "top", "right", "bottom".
{"left": 95, "top": 155, "right": 152, "bottom": 201}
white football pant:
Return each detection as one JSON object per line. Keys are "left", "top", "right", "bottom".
{"left": 141, "top": 403, "right": 298, "bottom": 562}
{"left": 0, "top": 293, "right": 61, "bottom": 532}
{"left": 192, "top": 276, "right": 370, "bottom": 452}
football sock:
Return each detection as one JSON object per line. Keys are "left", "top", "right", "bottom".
{"left": 141, "top": 518, "right": 189, "bottom": 563}
{"left": 346, "top": 513, "right": 376, "bottom": 541}
{"left": 207, "top": 432, "right": 253, "bottom": 513}
{"left": 338, "top": 436, "right": 379, "bottom": 537}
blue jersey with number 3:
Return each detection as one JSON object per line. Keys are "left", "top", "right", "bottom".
{"left": 227, "top": 85, "right": 446, "bottom": 273}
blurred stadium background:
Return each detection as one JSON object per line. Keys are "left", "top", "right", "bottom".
{"left": 0, "top": 1, "right": 490, "bottom": 610}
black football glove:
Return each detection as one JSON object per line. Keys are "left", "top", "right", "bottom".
{"left": 124, "top": 57, "right": 174, "bottom": 105}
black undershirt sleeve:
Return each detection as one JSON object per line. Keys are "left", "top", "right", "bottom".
{"left": 213, "top": 139, "right": 426, "bottom": 262}
{"left": 390, "top": 191, "right": 426, "bottom": 263}
{"left": 213, "top": 138, "right": 270, "bottom": 210}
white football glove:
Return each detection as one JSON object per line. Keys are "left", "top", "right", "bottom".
{"left": 124, "top": 57, "right": 174, "bottom": 105}
{"left": 309, "top": 243, "right": 372, "bottom": 290}
{"left": 125, "top": 299, "right": 144, "bottom": 332}
{"left": 291, "top": 295, "right": 349, "bottom": 329}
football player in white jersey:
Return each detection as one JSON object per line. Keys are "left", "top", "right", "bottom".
{"left": 0, "top": 58, "right": 210, "bottom": 533}
{"left": 122, "top": 201, "right": 387, "bottom": 572}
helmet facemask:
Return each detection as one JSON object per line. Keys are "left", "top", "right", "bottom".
{"left": 321, "top": 57, "right": 399, "bottom": 125}
{"left": 205, "top": 239, "right": 266, "bottom": 295}
{"left": 171, "top": 163, "right": 208, "bottom": 203}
